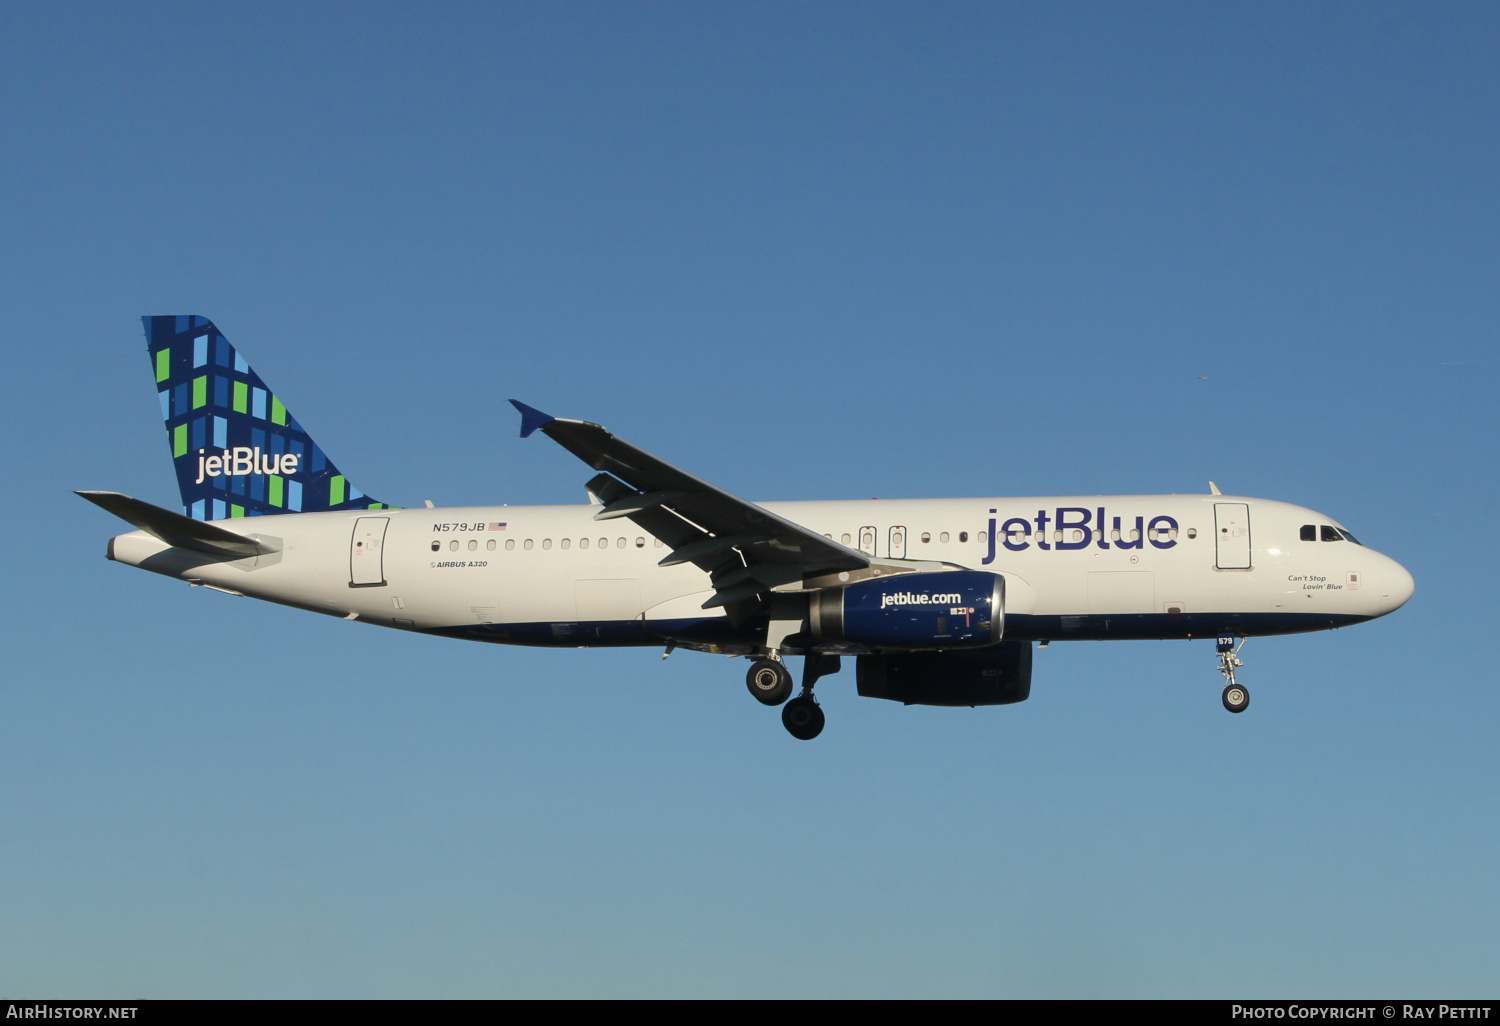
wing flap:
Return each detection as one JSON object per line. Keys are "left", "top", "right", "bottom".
{"left": 594, "top": 491, "right": 687, "bottom": 521}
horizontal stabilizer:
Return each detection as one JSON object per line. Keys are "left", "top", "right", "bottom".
{"left": 75, "top": 491, "right": 278, "bottom": 559}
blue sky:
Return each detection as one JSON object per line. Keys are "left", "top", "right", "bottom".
{"left": 1, "top": 2, "right": 1496, "bottom": 997}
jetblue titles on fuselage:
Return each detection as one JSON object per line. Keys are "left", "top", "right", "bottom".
{"left": 981, "top": 506, "right": 1179, "bottom": 563}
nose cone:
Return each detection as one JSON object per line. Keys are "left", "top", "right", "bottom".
{"left": 1379, "top": 557, "right": 1415, "bottom": 615}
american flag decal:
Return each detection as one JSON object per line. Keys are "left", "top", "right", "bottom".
{"left": 489, "top": 522, "right": 506, "bottom": 531}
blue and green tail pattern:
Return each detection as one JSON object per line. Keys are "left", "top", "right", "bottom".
{"left": 145, "top": 315, "right": 395, "bottom": 520}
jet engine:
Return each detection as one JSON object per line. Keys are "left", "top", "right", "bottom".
{"left": 855, "top": 642, "right": 1033, "bottom": 707}
{"left": 808, "top": 570, "right": 1003, "bottom": 650}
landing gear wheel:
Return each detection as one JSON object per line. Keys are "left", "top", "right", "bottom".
{"left": 746, "top": 659, "right": 793, "bottom": 706}
{"left": 782, "top": 696, "right": 825, "bottom": 740}
{"left": 1215, "top": 635, "right": 1249, "bottom": 714}
{"left": 1222, "top": 683, "right": 1249, "bottom": 714}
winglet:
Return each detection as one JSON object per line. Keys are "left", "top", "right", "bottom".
{"left": 509, "top": 400, "right": 555, "bottom": 439}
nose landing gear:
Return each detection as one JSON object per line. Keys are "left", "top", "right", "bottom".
{"left": 1217, "top": 634, "right": 1249, "bottom": 713}
{"left": 1222, "top": 682, "right": 1249, "bottom": 713}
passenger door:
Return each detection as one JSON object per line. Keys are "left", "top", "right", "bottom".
{"left": 350, "top": 516, "right": 389, "bottom": 586}
{"left": 1214, "top": 503, "right": 1252, "bottom": 569}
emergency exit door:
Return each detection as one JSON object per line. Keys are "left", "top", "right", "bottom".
{"left": 889, "top": 526, "right": 907, "bottom": 559}
{"left": 1214, "top": 503, "right": 1251, "bottom": 570}
{"left": 350, "top": 516, "right": 390, "bottom": 586}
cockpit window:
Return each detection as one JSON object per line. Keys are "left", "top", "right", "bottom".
{"left": 1339, "top": 528, "right": 1362, "bottom": 546}
{"left": 1300, "top": 524, "right": 1316, "bottom": 541}
{"left": 1321, "top": 525, "right": 1343, "bottom": 542}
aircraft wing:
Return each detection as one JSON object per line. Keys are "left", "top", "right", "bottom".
{"left": 511, "top": 401, "right": 872, "bottom": 613}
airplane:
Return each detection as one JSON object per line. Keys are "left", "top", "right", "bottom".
{"left": 79, "top": 316, "right": 1415, "bottom": 740}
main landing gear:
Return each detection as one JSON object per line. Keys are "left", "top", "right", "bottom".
{"left": 746, "top": 658, "right": 793, "bottom": 706}
{"left": 782, "top": 695, "right": 824, "bottom": 741}
{"left": 747, "top": 653, "right": 840, "bottom": 740}
{"left": 1217, "top": 634, "right": 1249, "bottom": 714}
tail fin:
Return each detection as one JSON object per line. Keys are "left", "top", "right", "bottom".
{"left": 143, "top": 315, "right": 393, "bottom": 520}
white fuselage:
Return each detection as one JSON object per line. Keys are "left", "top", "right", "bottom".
{"left": 105, "top": 493, "right": 1414, "bottom": 654}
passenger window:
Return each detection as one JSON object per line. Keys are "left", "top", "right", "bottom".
{"left": 841, "top": 533, "right": 851, "bottom": 545}
{"left": 1301, "top": 525, "right": 1317, "bottom": 541}
{"left": 598, "top": 538, "right": 607, "bottom": 549}
{"left": 524, "top": 539, "right": 534, "bottom": 550}
{"left": 579, "top": 537, "right": 589, "bottom": 549}
{"left": 542, "top": 539, "right": 552, "bottom": 550}
{"left": 448, "top": 540, "right": 458, "bottom": 552}
{"left": 959, "top": 532, "right": 968, "bottom": 542}
{"left": 1321, "top": 525, "right": 1342, "bottom": 542}
{"left": 468, "top": 539, "right": 478, "bottom": 551}
{"left": 655, "top": 538, "right": 664, "bottom": 547}
{"left": 431, "top": 541, "right": 440, "bottom": 552}
{"left": 1186, "top": 528, "right": 1197, "bottom": 539}
{"left": 635, "top": 537, "right": 645, "bottom": 548}
{"left": 505, "top": 539, "right": 515, "bottom": 550}
{"left": 940, "top": 532, "right": 949, "bottom": 543}
{"left": 561, "top": 538, "right": 571, "bottom": 550}
{"left": 487, "top": 539, "right": 496, "bottom": 551}
{"left": 920, "top": 532, "right": 931, "bottom": 543}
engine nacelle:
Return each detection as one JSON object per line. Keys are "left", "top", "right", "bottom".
{"left": 855, "top": 642, "right": 1033, "bottom": 707}
{"left": 809, "top": 570, "right": 1003, "bottom": 650}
